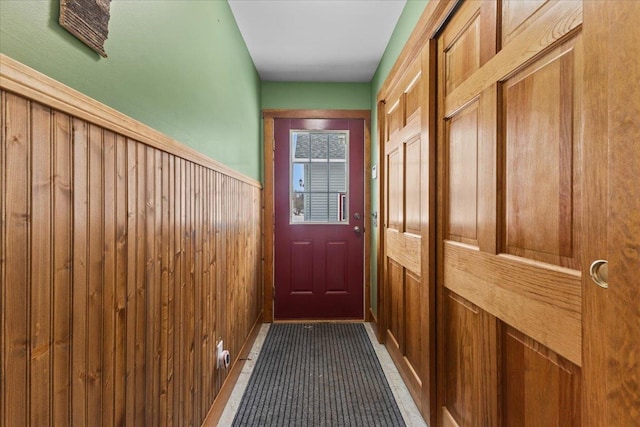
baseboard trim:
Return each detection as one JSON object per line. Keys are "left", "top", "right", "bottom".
{"left": 368, "top": 308, "right": 383, "bottom": 343}
{"left": 202, "top": 312, "right": 264, "bottom": 426}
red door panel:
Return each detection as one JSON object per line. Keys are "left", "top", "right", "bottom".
{"left": 274, "top": 118, "right": 364, "bottom": 319}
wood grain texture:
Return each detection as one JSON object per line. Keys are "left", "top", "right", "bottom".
{"left": 477, "top": 85, "right": 497, "bottom": 255}
{"left": 502, "top": 0, "right": 549, "bottom": 45}
{"left": 442, "top": 2, "right": 481, "bottom": 95}
{"left": 444, "top": 1, "right": 582, "bottom": 116}
{"left": 444, "top": 290, "right": 499, "bottom": 427}
{"left": 580, "top": 2, "right": 610, "bottom": 425}
{"left": 442, "top": 406, "right": 461, "bottom": 427}
{"left": 593, "top": 2, "right": 640, "bottom": 424}
{"left": 0, "top": 77, "right": 262, "bottom": 425}
{"left": 30, "top": 102, "right": 52, "bottom": 426}
{"left": 404, "top": 136, "right": 421, "bottom": 235}
{"left": 437, "top": 2, "right": 591, "bottom": 426}
{"left": 52, "top": 111, "right": 72, "bottom": 426}
{"left": 446, "top": 100, "right": 479, "bottom": 246}
{"left": 404, "top": 59, "right": 422, "bottom": 124}
{"left": 503, "top": 37, "right": 582, "bottom": 269}
{"left": 387, "top": 259, "right": 404, "bottom": 353}
{"left": 418, "top": 41, "right": 438, "bottom": 425}
{"left": 263, "top": 117, "right": 274, "bottom": 322}
{"left": 503, "top": 326, "right": 581, "bottom": 427}
{"left": 71, "top": 117, "right": 89, "bottom": 426}
{"left": 404, "top": 271, "right": 422, "bottom": 380}
{"left": 3, "top": 93, "right": 30, "bottom": 427}
{"left": 376, "top": 99, "right": 387, "bottom": 343}
{"left": 444, "top": 241, "right": 581, "bottom": 365}
{"left": 379, "top": 30, "right": 442, "bottom": 425}
{"left": 385, "top": 229, "right": 421, "bottom": 277}
{"left": 387, "top": 148, "right": 402, "bottom": 231}
{"left": 386, "top": 99, "right": 403, "bottom": 141}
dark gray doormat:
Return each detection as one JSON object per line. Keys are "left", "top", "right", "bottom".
{"left": 231, "top": 323, "right": 406, "bottom": 427}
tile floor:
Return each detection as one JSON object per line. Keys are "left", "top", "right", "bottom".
{"left": 217, "top": 323, "right": 427, "bottom": 427}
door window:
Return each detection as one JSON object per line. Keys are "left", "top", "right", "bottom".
{"left": 290, "top": 130, "right": 349, "bottom": 223}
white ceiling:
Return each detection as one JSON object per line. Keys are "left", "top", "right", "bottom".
{"left": 228, "top": 0, "right": 407, "bottom": 82}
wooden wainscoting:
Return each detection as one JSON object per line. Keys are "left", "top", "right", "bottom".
{"left": 0, "top": 55, "right": 263, "bottom": 426}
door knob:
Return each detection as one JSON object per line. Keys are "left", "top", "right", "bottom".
{"left": 353, "top": 226, "right": 362, "bottom": 234}
{"left": 589, "top": 259, "right": 608, "bottom": 289}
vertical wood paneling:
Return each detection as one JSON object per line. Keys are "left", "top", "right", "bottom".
{"left": 71, "top": 117, "right": 88, "bottom": 426}
{"left": 145, "top": 147, "right": 157, "bottom": 427}
{"left": 134, "top": 142, "right": 147, "bottom": 427}
{"left": 87, "top": 123, "right": 104, "bottom": 426}
{"left": 185, "top": 160, "right": 194, "bottom": 427}
{"left": 30, "top": 102, "right": 52, "bottom": 426}
{"left": 159, "top": 151, "right": 170, "bottom": 427}
{"left": 175, "top": 157, "right": 185, "bottom": 427}
{"left": 114, "top": 135, "right": 127, "bottom": 427}
{"left": 102, "top": 129, "right": 116, "bottom": 427}
{"left": 165, "top": 153, "right": 175, "bottom": 427}
{"left": 193, "top": 163, "right": 203, "bottom": 421}
{"left": 3, "top": 93, "right": 30, "bottom": 427}
{"left": 52, "top": 111, "right": 72, "bottom": 426}
{"left": 201, "top": 168, "right": 211, "bottom": 416}
{"left": 153, "top": 149, "right": 163, "bottom": 426}
{"left": 1, "top": 86, "right": 262, "bottom": 427}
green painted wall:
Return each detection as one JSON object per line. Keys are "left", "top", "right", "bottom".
{"left": 369, "top": 0, "right": 429, "bottom": 314}
{"left": 1, "top": 0, "right": 429, "bottom": 314}
{"left": 262, "top": 81, "right": 371, "bottom": 110}
{"left": 0, "top": 0, "right": 261, "bottom": 180}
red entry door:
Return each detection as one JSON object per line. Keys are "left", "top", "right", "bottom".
{"left": 274, "top": 118, "right": 365, "bottom": 319}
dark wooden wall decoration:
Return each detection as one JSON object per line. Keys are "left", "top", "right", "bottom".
{"left": 60, "top": 0, "right": 112, "bottom": 57}
{"left": 0, "top": 55, "right": 263, "bottom": 426}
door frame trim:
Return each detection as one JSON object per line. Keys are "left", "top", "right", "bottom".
{"left": 262, "top": 109, "right": 372, "bottom": 322}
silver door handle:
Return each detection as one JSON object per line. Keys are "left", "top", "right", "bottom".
{"left": 590, "top": 259, "right": 608, "bottom": 289}
{"left": 353, "top": 226, "right": 362, "bottom": 234}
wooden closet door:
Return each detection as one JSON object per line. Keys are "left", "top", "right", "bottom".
{"left": 381, "top": 45, "right": 436, "bottom": 422}
{"left": 437, "top": 1, "right": 584, "bottom": 425}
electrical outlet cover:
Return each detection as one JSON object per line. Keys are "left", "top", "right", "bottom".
{"left": 216, "top": 340, "right": 224, "bottom": 368}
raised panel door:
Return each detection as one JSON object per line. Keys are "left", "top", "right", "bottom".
{"left": 274, "top": 118, "right": 365, "bottom": 319}
{"left": 380, "top": 47, "right": 435, "bottom": 422}
{"left": 438, "top": 1, "right": 584, "bottom": 426}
